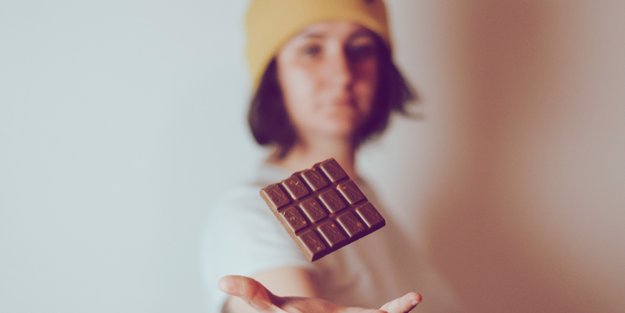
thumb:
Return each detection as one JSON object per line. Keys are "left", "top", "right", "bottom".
{"left": 218, "top": 275, "right": 280, "bottom": 312}
{"left": 379, "top": 292, "right": 422, "bottom": 313}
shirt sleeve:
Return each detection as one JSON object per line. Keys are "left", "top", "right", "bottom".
{"left": 201, "top": 185, "right": 315, "bottom": 313}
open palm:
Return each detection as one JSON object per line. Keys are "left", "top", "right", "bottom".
{"left": 219, "top": 275, "right": 422, "bottom": 313}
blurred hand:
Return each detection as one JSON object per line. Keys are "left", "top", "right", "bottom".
{"left": 219, "top": 275, "right": 422, "bottom": 313}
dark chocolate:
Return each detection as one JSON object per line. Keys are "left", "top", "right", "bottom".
{"left": 260, "top": 158, "right": 385, "bottom": 261}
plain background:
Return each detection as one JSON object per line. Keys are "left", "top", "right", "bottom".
{"left": 1, "top": 1, "right": 624, "bottom": 312}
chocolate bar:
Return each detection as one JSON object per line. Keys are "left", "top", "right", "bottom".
{"left": 260, "top": 158, "right": 385, "bottom": 261}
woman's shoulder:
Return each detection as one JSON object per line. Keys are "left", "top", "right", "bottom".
{"left": 209, "top": 161, "right": 289, "bottom": 215}
{"left": 212, "top": 184, "right": 261, "bottom": 207}
{"left": 207, "top": 187, "right": 264, "bottom": 228}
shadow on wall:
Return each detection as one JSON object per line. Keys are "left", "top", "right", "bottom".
{"left": 421, "top": 1, "right": 625, "bottom": 312}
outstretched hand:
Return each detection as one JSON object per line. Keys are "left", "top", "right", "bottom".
{"left": 219, "top": 275, "right": 422, "bottom": 313}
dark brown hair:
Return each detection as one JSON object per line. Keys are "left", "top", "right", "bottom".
{"left": 247, "top": 36, "right": 417, "bottom": 158}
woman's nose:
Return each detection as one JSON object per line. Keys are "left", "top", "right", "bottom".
{"left": 325, "top": 51, "right": 354, "bottom": 89}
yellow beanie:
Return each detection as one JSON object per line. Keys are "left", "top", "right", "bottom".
{"left": 245, "top": 0, "right": 391, "bottom": 91}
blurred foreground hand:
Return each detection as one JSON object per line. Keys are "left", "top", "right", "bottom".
{"left": 219, "top": 275, "right": 422, "bottom": 313}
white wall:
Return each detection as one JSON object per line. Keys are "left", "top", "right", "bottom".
{"left": 1, "top": 1, "right": 253, "bottom": 312}
{"left": 1, "top": 1, "right": 624, "bottom": 313}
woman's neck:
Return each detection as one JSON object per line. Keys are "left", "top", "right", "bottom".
{"left": 269, "top": 140, "right": 358, "bottom": 179}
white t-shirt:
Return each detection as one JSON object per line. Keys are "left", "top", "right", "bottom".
{"left": 201, "top": 162, "right": 460, "bottom": 313}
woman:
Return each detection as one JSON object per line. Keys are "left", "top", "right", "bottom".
{"left": 203, "top": 1, "right": 423, "bottom": 312}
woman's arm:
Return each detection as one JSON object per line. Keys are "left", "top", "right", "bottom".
{"left": 220, "top": 271, "right": 422, "bottom": 313}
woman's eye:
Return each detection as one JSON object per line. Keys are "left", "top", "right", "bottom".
{"left": 347, "top": 44, "right": 377, "bottom": 60}
{"left": 301, "top": 44, "right": 321, "bottom": 57}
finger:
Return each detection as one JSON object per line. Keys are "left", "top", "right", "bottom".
{"left": 218, "top": 275, "right": 280, "bottom": 312}
{"left": 341, "top": 309, "right": 385, "bottom": 313}
{"left": 379, "top": 292, "right": 422, "bottom": 313}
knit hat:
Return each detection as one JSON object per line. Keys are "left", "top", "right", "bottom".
{"left": 245, "top": 0, "right": 391, "bottom": 91}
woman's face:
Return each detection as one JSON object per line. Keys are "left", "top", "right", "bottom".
{"left": 276, "top": 21, "right": 380, "bottom": 144}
